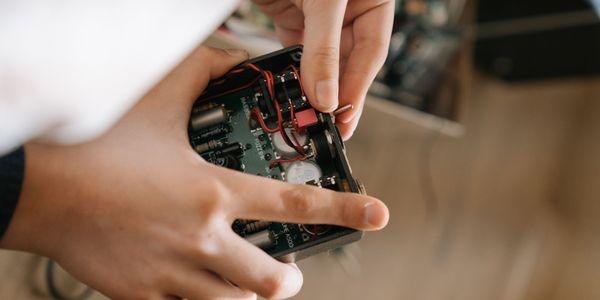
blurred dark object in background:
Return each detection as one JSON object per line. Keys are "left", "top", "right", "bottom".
{"left": 371, "top": 0, "right": 467, "bottom": 122}
{"left": 475, "top": 0, "right": 600, "bottom": 80}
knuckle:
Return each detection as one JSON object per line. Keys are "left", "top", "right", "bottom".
{"left": 191, "top": 45, "right": 210, "bottom": 60}
{"left": 283, "top": 187, "right": 318, "bottom": 217}
{"left": 339, "top": 197, "right": 358, "bottom": 226}
{"left": 193, "top": 178, "right": 230, "bottom": 217}
{"left": 260, "top": 273, "right": 286, "bottom": 299}
{"left": 191, "top": 231, "right": 221, "bottom": 259}
{"left": 312, "top": 46, "right": 339, "bottom": 68}
{"left": 356, "top": 41, "right": 388, "bottom": 67}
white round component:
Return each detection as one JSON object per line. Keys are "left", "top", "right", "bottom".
{"left": 285, "top": 161, "right": 322, "bottom": 184}
{"left": 271, "top": 128, "right": 307, "bottom": 158}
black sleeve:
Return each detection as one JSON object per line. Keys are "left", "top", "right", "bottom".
{"left": 0, "top": 147, "right": 25, "bottom": 240}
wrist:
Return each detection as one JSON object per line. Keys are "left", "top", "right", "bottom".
{"left": 1, "top": 143, "right": 76, "bottom": 259}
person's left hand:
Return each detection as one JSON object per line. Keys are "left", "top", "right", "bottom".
{"left": 253, "top": 0, "right": 394, "bottom": 140}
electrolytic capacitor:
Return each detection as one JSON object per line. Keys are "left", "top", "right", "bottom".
{"left": 245, "top": 230, "right": 274, "bottom": 249}
{"left": 190, "top": 106, "right": 228, "bottom": 131}
{"left": 194, "top": 140, "right": 224, "bottom": 154}
{"left": 215, "top": 155, "right": 242, "bottom": 171}
{"left": 271, "top": 128, "right": 308, "bottom": 158}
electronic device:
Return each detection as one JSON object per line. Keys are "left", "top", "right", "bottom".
{"left": 188, "top": 45, "right": 365, "bottom": 262}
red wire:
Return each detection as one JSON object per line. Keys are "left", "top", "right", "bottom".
{"left": 229, "top": 68, "right": 245, "bottom": 74}
{"left": 201, "top": 75, "right": 261, "bottom": 101}
{"left": 203, "top": 62, "right": 306, "bottom": 156}
{"left": 288, "top": 65, "right": 305, "bottom": 97}
{"left": 288, "top": 99, "right": 298, "bottom": 131}
{"left": 290, "top": 131, "right": 303, "bottom": 148}
{"left": 246, "top": 63, "right": 262, "bottom": 73}
{"left": 270, "top": 154, "right": 305, "bottom": 167}
{"left": 252, "top": 107, "right": 278, "bottom": 134}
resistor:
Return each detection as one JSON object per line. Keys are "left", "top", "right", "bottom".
{"left": 245, "top": 221, "right": 271, "bottom": 234}
{"left": 190, "top": 106, "right": 228, "bottom": 131}
{"left": 214, "top": 143, "right": 244, "bottom": 157}
{"left": 194, "top": 140, "right": 224, "bottom": 154}
{"left": 196, "top": 125, "right": 230, "bottom": 142}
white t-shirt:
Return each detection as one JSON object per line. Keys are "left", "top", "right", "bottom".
{"left": 0, "top": 0, "right": 238, "bottom": 154}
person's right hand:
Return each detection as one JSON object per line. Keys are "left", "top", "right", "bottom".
{"left": 0, "top": 46, "right": 389, "bottom": 299}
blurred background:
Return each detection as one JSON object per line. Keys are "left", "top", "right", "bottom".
{"left": 1, "top": 0, "right": 600, "bottom": 299}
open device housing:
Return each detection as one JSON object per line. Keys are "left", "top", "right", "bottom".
{"left": 188, "top": 45, "right": 364, "bottom": 262}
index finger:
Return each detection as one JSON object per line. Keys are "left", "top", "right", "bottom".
{"left": 217, "top": 167, "right": 389, "bottom": 231}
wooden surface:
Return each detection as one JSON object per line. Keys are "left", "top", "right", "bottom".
{"left": 1, "top": 73, "right": 600, "bottom": 299}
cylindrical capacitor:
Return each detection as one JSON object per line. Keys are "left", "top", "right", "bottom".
{"left": 215, "top": 155, "right": 242, "bottom": 171}
{"left": 190, "top": 106, "right": 228, "bottom": 131}
{"left": 245, "top": 230, "right": 273, "bottom": 249}
{"left": 271, "top": 129, "right": 307, "bottom": 158}
{"left": 194, "top": 140, "right": 224, "bottom": 154}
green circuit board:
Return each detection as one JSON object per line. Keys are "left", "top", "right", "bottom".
{"left": 188, "top": 45, "right": 363, "bottom": 262}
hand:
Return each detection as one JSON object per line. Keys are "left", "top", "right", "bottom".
{"left": 253, "top": 0, "right": 395, "bottom": 140}
{"left": 0, "top": 46, "right": 389, "bottom": 300}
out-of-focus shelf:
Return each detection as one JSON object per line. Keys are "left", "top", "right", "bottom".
{"left": 365, "top": 93, "right": 466, "bottom": 137}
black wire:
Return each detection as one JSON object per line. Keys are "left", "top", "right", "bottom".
{"left": 46, "top": 260, "right": 94, "bottom": 300}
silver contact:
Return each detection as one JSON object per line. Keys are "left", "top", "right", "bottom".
{"left": 246, "top": 230, "right": 273, "bottom": 249}
{"left": 285, "top": 161, "right": 322, "bottom": 184}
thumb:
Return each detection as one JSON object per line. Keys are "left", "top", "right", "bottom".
{"left": 161, "top": 46, "right": 249, "bottom": 104}
{"left": 207, "top": 48, "right": 250, "bottom": 79}
{"left": 134, "top": 46, "right": 248, "bottom": 125}
{"left": 298, "top": 0, "right": 348, "bottom": 112}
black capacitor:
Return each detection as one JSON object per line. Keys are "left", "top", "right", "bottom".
{"left": 275, "top": 71, "right": 303, "bottom": 105}
{"left": 258, "top": 80, "right": 276, "bottom": 120}
{"left": 215, "top": 155, "right": 242, "bottom": 171}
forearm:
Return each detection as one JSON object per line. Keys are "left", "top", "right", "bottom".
{"left": 0, "top": 143, "right": 79, "bottom": 258}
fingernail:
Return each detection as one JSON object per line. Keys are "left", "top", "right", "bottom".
{"left": 224, "top": 48, "right": 249, "bottom": 58}
{"left": 279, "top": 267, "right": 303, "bottom": 298}
{"left": 315, "top": 79, "right": 339, "bottom": 112}
{"left": 364, "top": 202, "right": 386, "bottom": 228}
